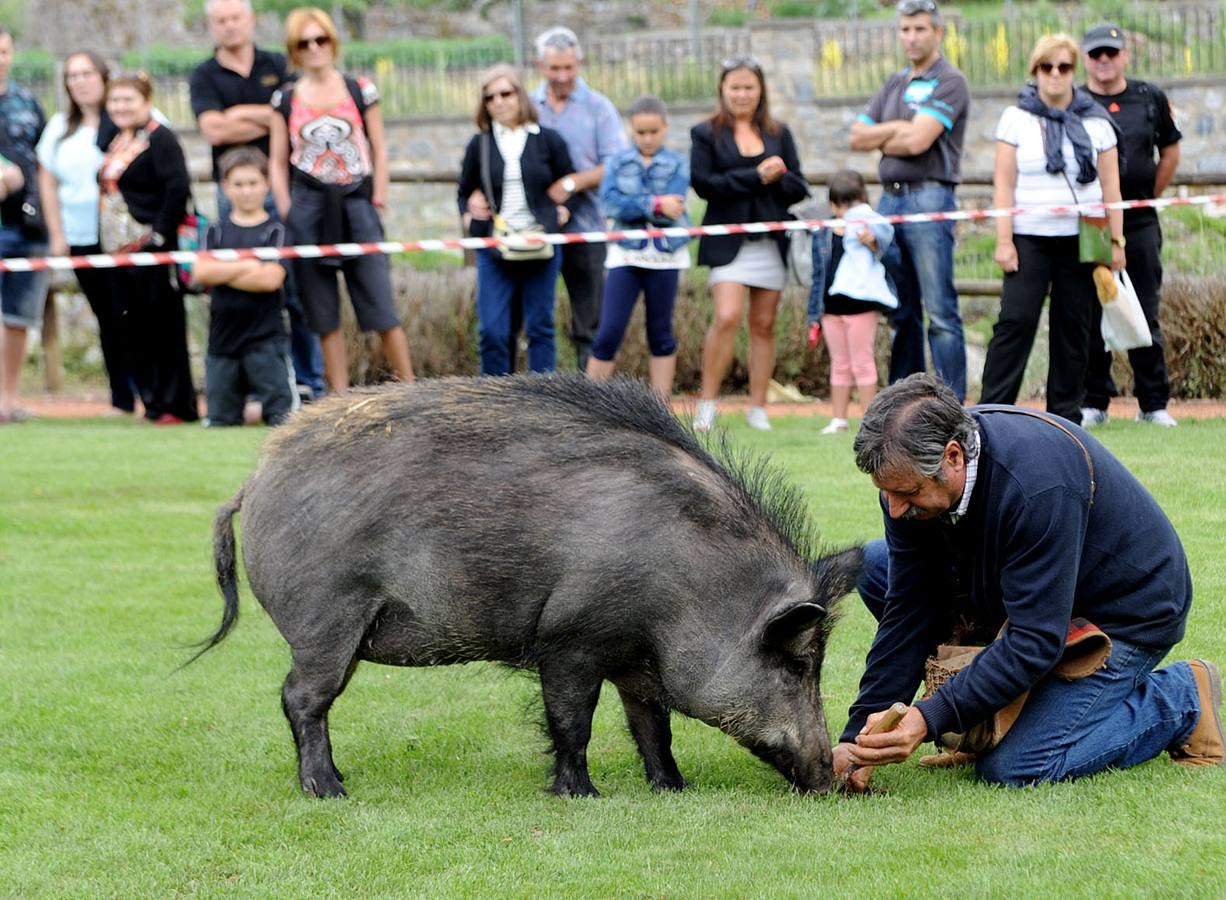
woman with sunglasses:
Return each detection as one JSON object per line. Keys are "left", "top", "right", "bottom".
{"left": 269, "top": 6, "right": 413, "bottom": 394}
{"left": 36, "top": 52, "right": 137, "bottom": 416}
{"left": 690, "top": 56, "right": 808, "bottom": 432}
{"left": 456, "top": 64, "right": 573, "bottom": 375}
{"left": 980, "top": 33, "right": 1124, "bottom": 425}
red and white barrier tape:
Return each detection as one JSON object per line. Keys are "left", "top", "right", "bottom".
{"left": 3, "top": 192, "right": 1222, "bottom": 274}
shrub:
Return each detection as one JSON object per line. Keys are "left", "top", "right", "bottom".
{"left": 1150, "top": 274, "right": 1226, "bottom": 399}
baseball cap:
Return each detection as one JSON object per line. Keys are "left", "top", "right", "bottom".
{"left": 1083, "top": 22, "right": 1126, "bottom": 52}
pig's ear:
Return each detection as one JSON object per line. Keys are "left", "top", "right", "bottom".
{"left": 761, "top": 602, "right": 826, "bottom": 654}
{"left": 813, "top": 545, "right": 865, "bottom": 601}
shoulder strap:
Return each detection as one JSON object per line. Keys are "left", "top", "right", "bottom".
{"left": 978, "top": 407, "right": 1096, "bottom": 507}
{"left": 345, "top": 76, "right": 368, "bottom": 130}
{"left": 479, "top": 131, "right": 499, "bottom": 214}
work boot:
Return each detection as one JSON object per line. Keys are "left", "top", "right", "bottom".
{"left": 1170, "top": 659, "right": 1224, "bottom": 767}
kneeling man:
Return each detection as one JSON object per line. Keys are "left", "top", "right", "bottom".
{"left": 836, "top": 374, "right": 1222, "bottom": 789}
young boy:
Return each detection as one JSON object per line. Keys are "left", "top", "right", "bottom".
{"left": 194, "top": 147, "right": 296, "bottom": 427}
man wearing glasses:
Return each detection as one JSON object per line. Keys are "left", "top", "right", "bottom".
{"left": 530, "top": 26, "right": 628, "bottom": 371}
{"left": 850, "top": 0, "right": 968, "bottom": 401}
{"left": 1079, "top": 23, "right": 1182, "bottom": 430}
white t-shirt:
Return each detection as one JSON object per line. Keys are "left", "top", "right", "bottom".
{"left": 492, "top": 122, "right": 534, "bottom": 231}
{"left": 36, "top": 112, "right": 103, "bottom": 246}
{"left": 995, "top": 105, "right": 1117, "bottom": 237}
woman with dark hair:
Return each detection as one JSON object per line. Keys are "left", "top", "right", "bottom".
{"left": 269, "top": 5, "right": 412, "bottom": 393}
{"left": 97, "top": 72, "right": 198, "bottom": 423}
{"left": 457, "top": 63, "right": 573, "bottom": 375}
{"left": 981, "top": 33, "right": 1124, "bottom": 424}
{"left": 690, "top": 56, "right": 808, "bottom": 432}
{"left": 36, "top": 51, "right": 136, "bottom": 415}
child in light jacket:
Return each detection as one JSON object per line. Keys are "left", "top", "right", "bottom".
{"left": 808, "top": 170, "right": 898, "bottom": 434}
{"left": 587, "top": 95, "right": 691, "bottom": 399}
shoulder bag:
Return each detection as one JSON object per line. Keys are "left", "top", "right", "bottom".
{"left": 480, "top": 132, "right": 553, "bottom": 263}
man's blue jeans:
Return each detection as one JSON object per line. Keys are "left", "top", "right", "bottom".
{"left": 878, "top": 184, "right": 966, "bottom": 400}
{"left": 858, "top": 539, "right": 1201, "bottom": 785}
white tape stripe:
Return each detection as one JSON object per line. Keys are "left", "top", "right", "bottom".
{"left": 5, "top": 192, "right": 1223, "bottom": 273}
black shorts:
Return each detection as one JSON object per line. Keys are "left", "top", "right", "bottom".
{"left": 287, "top": 186, "right": 400, "bottom": 335}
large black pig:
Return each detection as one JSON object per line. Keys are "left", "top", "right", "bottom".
{"left": 198, "top": 375, "right": 861, "bottom": 798}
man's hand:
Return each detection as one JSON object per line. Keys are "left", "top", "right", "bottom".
{"left": 845, "top": 705, "right": 928, "bottom": 767}
{"left": 833, "top": 742, "right": 874, "bottom": 793}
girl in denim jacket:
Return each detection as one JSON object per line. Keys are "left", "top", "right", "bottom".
{"left": 808, "top": 170, "right": 898, "bottom": 434}
{"left": 587, "top": 96, "right": 691, "bottom": 398}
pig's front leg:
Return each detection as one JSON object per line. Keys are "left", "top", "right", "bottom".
{"left": 539, "top": 659, "right": 603, "bottom": 797}
{"left": 616, "top": 686, "right": 686, "bottom": 791}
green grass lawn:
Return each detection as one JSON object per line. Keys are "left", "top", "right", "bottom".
{"left": 2, "top": 411, "right": 1224, "bottom": 896}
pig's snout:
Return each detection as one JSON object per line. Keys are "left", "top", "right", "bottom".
{"left": 747, "top": 735, "right": 835, "bottom": 794}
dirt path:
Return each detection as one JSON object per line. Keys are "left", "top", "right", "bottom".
{"left": 16, "top": 388, "right": 1226, "bottom": 423}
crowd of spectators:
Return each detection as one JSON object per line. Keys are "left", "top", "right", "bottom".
{"left": 0, "top": 0, "right": 1184, "bottom": 432}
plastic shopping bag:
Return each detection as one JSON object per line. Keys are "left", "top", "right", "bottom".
{"left": 1100, "top": 268, "right": 1152, "bottom": 352}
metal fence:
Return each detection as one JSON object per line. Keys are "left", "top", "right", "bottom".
{"left": 20, "top": 3, "right": 1224, "bottom": 126}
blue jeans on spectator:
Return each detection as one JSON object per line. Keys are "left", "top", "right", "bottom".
{"left": 475, "top": 249, "right": 560, "bottom": 375}
{"left": 858, "top": 538, "right": 1201, "bottom": 785}
{"left": 217, "top": 191, "right": 324, "bottom": 398}
{"left": 878, "top": 184, "right": 966, "bottom": 400}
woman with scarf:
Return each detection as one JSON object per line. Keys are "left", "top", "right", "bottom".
{"left": 980, "top": 33, "right": 1124, "bottom": 424}
{"left": 97, "top": 72, "right": 198, "bottom": 424}
{"left": 269, "top": 6, "right": 413, "bottom": 394}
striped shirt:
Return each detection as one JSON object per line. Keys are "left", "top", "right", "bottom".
{"left": 492, "top": 122, "right": 535, "bottom": 230}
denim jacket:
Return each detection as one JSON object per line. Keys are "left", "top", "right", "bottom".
{"left": 807, "top": 202, "right": 899, "bottom": 322}
{"left": 598, "top": 145, "right": 692, "bottom": 253}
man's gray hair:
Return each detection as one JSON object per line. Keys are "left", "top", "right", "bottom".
{"left": 206, "top": 0, "right": 253, "bottom": 15}
{"left": 853, "top": 373, "right": 977, "bottom": 478}
{"left": 535, "top": 26, "right": 583, "bottom": 61}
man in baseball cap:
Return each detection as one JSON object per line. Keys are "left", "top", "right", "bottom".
{"left": 1078, "top": 22, "right": 1183, "bottom": 430}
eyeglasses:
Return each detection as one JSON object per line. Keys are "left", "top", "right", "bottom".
{"left": 720, "top": 54, "right": 762, "bottom": 72}
{"left": 1037, "top": 61, "right": 1076, "bottom": 75}
{"left": 1087, "top": 47, "right": 1121, "bottom": 60}
{"left": 896, "top": 0, "right": 938, "bottom": 15}
{"left": 295, "top": 35, "right": 332, "bottom": 51}
{"left": 483, "top": 89, "right": 516, "bottom": 103}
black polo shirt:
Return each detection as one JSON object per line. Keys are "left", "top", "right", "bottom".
{"left": 189, "top": 47, "right": 289, "bottom": 181}
{"left": 1085, "top": 79, "right": 1182, "bottom": 228}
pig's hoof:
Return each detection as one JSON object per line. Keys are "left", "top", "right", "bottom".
{"left": 650, "top": 773, "right": 687, "bottom": 792}
{"left": 549, "top": 777, "right": 600, "bottom": 798}
{"left": 302, "top": 773, "right": 348, "bottom": 799}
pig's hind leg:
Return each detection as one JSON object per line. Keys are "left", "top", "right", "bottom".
{"left": 616, "top": 687, "right": 687, "bottom": 792}
{"left": 281, "top": 643, "right": 360, "bottom": 799}
{"left": 538, "top": 657, "right": 604, "bottom": 797}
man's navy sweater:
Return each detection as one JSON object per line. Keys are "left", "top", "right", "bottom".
{"left": 842, "top": 408, "right": 1192, "bottom": 744}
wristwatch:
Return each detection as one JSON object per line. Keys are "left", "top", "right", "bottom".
{"left": 148, "top": 231, "right": 166, "bottom": 248}
{"left": 561, "top": 176, "right": 577, "bottom": 194}
{"left": 1111, "top": 235, "right": 1126, "bottom": 248}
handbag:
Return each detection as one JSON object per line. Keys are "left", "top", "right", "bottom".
{"left": 175, "top": 207, "right": 210, "bottom": 293}
{"left": 1100, "top": 268, "right": 1153, "bottom": 352}
{"left": 98, "top": 190, "right": 149, "bottom": 253}
{"left": 1062, "top": 170, "right": 1113, "bottom": 265}
{"left": 479, "top": 132, "right": 553, "bottom": 263}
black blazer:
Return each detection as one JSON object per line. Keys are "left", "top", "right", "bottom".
{"left": 690, "top": 119, "right": 809, "bottom": 268}
{"left": 113, "top": 123, "right": 191, "bottom": 246}
{"left": 457, "top": 126, "right": 574, "bottom": 236}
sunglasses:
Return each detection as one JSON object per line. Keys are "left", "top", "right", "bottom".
{"left": 1037, "top": 61, "right": 1076, "bottom": 75}
{"left": 295, "top": 35, "right": 332, "bottom": 51}
{"left": 896, "top": 0, "right": 938, "bottom": 15}
{"left": 721, "top": 54, "right": 762, "bottom": 72}
{"left": 1088, "top": 46, "right": 1121, "bottom": 60}
{"left": 483, "top": 89, "right": 517, "bottom": 103}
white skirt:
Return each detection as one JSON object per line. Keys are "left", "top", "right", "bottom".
{"left": 708, "top": 238, "right": 786, "bottom": 291}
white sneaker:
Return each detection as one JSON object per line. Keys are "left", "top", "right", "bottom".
{"left": 1080, "top": 407, "right": 1109, "bottom": 429}
{"left": 746, "top": 406, "right": 772, "bottom": 431}
{"left": 820, "top": 417, "right": 849, "bottom": 435}
{"left": 693, "top": 399, "right": 717, "bottom": 433}
{"left": 1137, "top": 408, "right": 1178, "bottom": 428}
